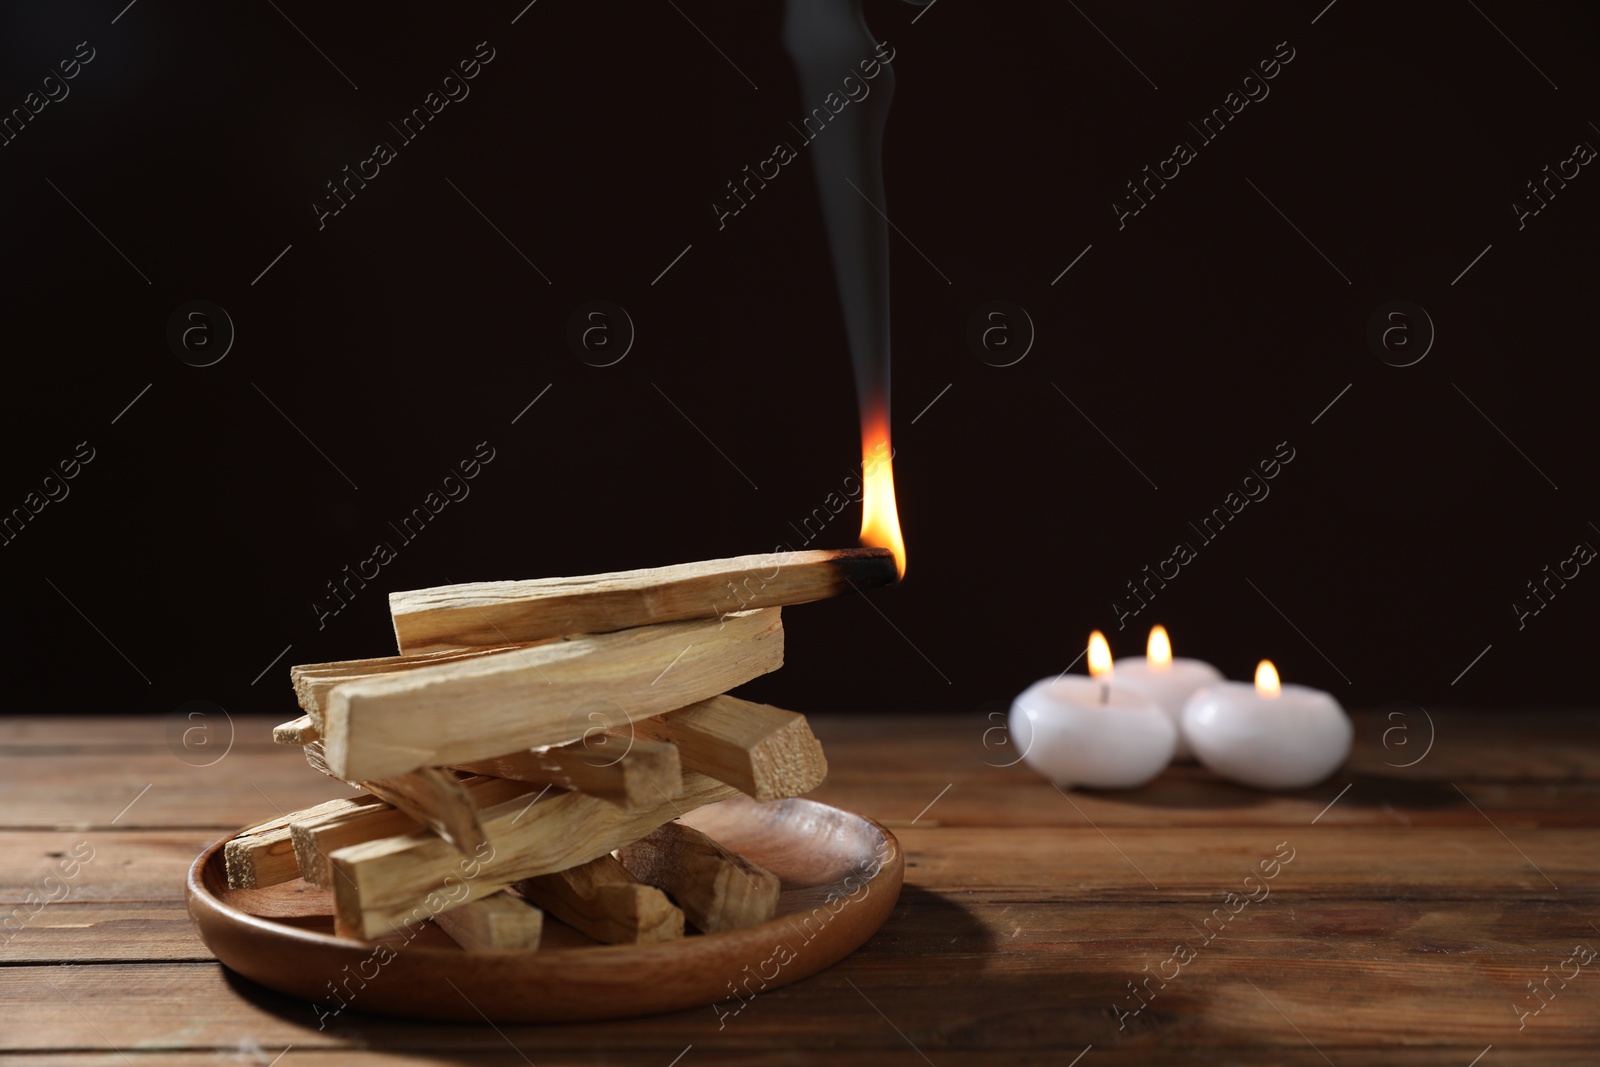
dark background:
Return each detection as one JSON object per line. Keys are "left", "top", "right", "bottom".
{"left": 2, "top": 1, "right": 1595, "bottom": 722}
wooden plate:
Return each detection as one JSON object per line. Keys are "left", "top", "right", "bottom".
{"left": 186, "top": 795, "right": 902, "bottom": 1023}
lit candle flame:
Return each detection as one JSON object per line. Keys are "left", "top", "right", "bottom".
{"left": 1148, "top": 625, "right": 1172, "bottom": 670}
{"left": 858, "top": 419, "right": 906, "bottom": 578}
{"left": 1087, "top": 631, "right": 1113, "bottom": 680}
{"left": 1255, "top": 659, "right": 1281, "bottom": 698}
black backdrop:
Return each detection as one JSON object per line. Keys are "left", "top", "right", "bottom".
{"left": 3, "top": 1, "right": 1596, "bottom": 723}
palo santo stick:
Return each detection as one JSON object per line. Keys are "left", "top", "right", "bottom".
{"left": 433, "top": 891, "right": 544, "bottom": 951}
{"left": 303, "top": 739, "right": 334, "bottom": 777}
{"left": 289, "top": 643, "right": 532, "bottom": 722}
{"left": 293, "top": 775, "right": 534, "bottom": 888}
{"left": 330, "top": 773, "right": 742, "bottom": 940}
{"left": 389, "top": 547, "right": 894, "bottom": 653}
{"left": 224, "top": 795, "right": 385, "bottom": 889}
{"left": 516, "top": 854, "right": 684, "bottom": 945}
{"left": 323, "top": 607, "right": 783, "bottom": 781}
{"left": 303, "top": 741, "right": 491, "bottom": 856}
{"left": 293, "top": 805, "right": 418, "bottom": 890}
{"left": 634, "top": 695, "right": 827, "bottom": 801}
{"left": 360, "top": 767, "right": 488, "bottom": 855}
{"left": 617, "top": 821, "right": 782, "bottom": 934}
{"left": 273, "top": 714, "right": 320, "bottom": 745}
{"left": 454, "top": 735, "right": 682, "bottom": 811}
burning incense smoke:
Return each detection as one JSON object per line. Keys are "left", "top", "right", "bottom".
{"left": 783, "top": 0, "right": 905, "bottom": 577}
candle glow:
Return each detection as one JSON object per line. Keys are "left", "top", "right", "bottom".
{"left": 1087, "top": 631, "right": 1113, "bottom": 680}
{"left": 1255, "top": 660, "right": 1281, "bottom": 698}
{"left": 1147, "top": 625, "right": 1172, "bottom": 670}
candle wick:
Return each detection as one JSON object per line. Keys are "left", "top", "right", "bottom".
{"left": 1100, "top": 683, "right": 1109, "bottom": 706}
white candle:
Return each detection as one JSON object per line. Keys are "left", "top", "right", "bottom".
{"left": 1112, "top": 625, "right": 1223, "bottom": 761}
{"left": 1182, "top": 660, "right": 1352, "bottom": 790}
{"left": 1008, "top": 632, "right": 1177, "bottom": 789}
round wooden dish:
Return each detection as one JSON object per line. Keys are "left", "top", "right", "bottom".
{"left": 186, "top": 795, "right": 902, "bottom": 1023}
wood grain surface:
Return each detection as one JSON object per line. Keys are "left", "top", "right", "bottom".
{"left": 387, "top": 548, "right": 897, "bottom": 653}
{"left": 1, "top": 710, "right": 1596, "bottom": 1064}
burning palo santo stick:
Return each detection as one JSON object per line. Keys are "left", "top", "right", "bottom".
{"left": 321, "top": 608, "right": 783, "bottom": 781}
{"left": 454, "top": 735, "right": 682, "bottom": 812}
{"left": 617, "top": 821, "right": 782, "bottom": 935}
{"left": 387, "top": 547, "right": 896, "bottom": 654}
{"left": 432, "top": 891, "right": 544, "bottom": 952}
{"left": 783, "top": 0, "right": 907, "bottom": 582}
{"left": 516, "top": 854, "right": 684, "bottom": 945}
{"left": 329, "top": 773, "right": 743, "bottom": 940}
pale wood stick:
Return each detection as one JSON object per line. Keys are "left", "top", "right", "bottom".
{"left": 289, "top": 643, "right": 531, "bottom": 722}
{"left": 329, "top": 773, "right": 741, "bottom": 940}
{"left": 433, "top": 891, "right": 544, "bottom": 951}
{"left": 224, "top": 795, "right": 384, "bottom": 889}
{"left": 322, "top": 608, "right": 783, "bottom": 781}
{"left": 302, "top": 739, "right": 334, "bottom": 776}
{"left": 634, "top": 695, "right": 828, "bottom": 801}
{"left": 516, "top": 854, "right": 683, "bottom": 944}
{"left": 292, "top": 775, "right": 534, "bottom": 888}
{"left": 616, "top": 821, "right": 782, "bottom": 934}
{"left": 272, "top": 714, "right": 320, "bottom": 745}
{"left": 389, "top": 547, "right": 895, "bottom": 653}
{"left": 293, "top": 804, "right": 417, "bottom": 890}
{"left": 454, "top": 735, "right": 682, "bottom": 811}
{"left": 303, "top": 741, "right": 492, "bottom": 856}
{"left": 359, "top": 767, "right": 488, "bottom": 855}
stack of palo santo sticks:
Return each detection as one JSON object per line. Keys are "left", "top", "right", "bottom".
{"left": 223, "top": 548, "right": 898, "bottom": 950}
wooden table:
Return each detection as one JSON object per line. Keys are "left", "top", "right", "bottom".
{"left": 3, "top": 711, "right": 1597, "bottom": 1064}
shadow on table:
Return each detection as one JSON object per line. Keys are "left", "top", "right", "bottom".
{"left": 216, "top": 885, "right": 1322, "bottom": 1060}
{"left": 1100, "top": 767, "right": 1465, "bottom": 813}
{"left": 216, "top": 883, "right": 1000, "bottom": 1058}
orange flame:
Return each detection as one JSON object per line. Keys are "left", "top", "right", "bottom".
{"left": 859, "top": 420, "right": 906, "bottom": 578}
{"left": 1147, "top": 625, "right": 1172, "bottom": 670}
{"left": 1087, "top": 631, "right": 1113, "bottom": 680}
{"left": 1255, "top": 659, "right": 1281, "bottom": 698}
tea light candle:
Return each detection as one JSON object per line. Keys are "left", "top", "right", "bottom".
{"left": 1008, "top": 632, "right": 1177, "bottom": 789}
{"left": 1112, "top": 625, "right": 1223, "bottom": 760}
{"left": 1182, "top": 660, "right": 1352, "bottom": 790}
